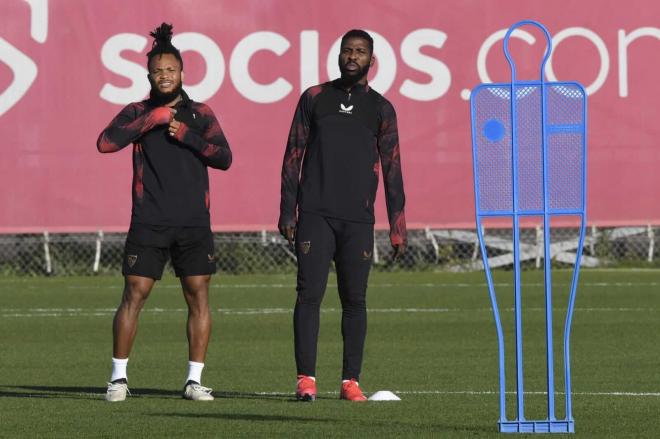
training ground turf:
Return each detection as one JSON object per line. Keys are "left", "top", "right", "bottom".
{"left": 1, "top": 269, "right": 660, "bottom": 438}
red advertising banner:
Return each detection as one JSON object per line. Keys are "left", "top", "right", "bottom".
{"left": 1, "top": 0, "right": 659, "bottom": 232}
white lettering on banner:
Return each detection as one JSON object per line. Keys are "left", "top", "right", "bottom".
{"left": 399, "top": 28, "right": 451, "bottom": 101}
{"left": 174, "top": 32, "right": 225, "bottom": 102}
{"left": 467, "top": 28, "right": 536, "bottom": 100}
{"left": 25, "top": 0, "right": 48, "bottom": 43}
{"left": 99, "top": 32, "right": 225, "bottom": 104}
{"left": 327, "top": 30, "right": 397, "bottom": 94}
{"left": 99, "top": 33, "right": 149, "bottom": 104}
{"left": 300, "top": 30, "right": 319, "bottom": 91}
{"left": 230, "top": 31, "right": 292, "bottom": 104}
{"left": 0, "top": 0, "right": 47, "bottom": 116}
{"left": 546, "top": 27, "right": 609, "bottom": 95}
{"left": 93, "top": 27, "right": 647, "bottom": 106}
{"left": 618, "top": 27, "right": 660, "bottom": 98}
{"left": 0, "top": 38, "right": 38, "bottom": 116}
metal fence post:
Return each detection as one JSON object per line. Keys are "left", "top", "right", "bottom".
{"left": 43, "top": 231, "right": 52, "bottom": 275}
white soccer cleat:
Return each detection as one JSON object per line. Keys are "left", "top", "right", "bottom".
{"left": 183, "top": 382, "right": 214, "bottom": 401}
{"left": 105, "top": 380, "right": 129, "bottom": 402}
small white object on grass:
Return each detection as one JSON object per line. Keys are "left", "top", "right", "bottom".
{"left": 368, "top": 390, "right": 401, "bottom": 401}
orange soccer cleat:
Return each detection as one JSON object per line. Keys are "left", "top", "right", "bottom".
{"left": 340, "top": 379, "right": 367, "bottom": 402}
{"left": 296, "top": 375, "right": 317, "bottom": 401}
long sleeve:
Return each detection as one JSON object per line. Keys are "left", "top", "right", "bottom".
{"left": 97, "top": 103, "right": 171, "bottom": 153}
{"left": 278, "top": 89, "right": 313, "bottom": 229}
{"left": 173, "top": 104, "right": 232, "bottom": 170}
{"left": 377, "top": 99, "right": 407, "bottom": 246}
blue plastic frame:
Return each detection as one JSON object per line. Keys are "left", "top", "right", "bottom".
{"left": 469, "top": 20, "right": 587, "bottom": 434}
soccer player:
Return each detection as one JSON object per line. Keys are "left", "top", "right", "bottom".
{"left": 97, "top": 23, "right": 232, "bottom": 402}
{"left": 278, "top": 29, "right": 407, "bottom": 402}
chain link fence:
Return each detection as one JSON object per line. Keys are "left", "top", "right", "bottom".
{"left": 0, "top": 226, "right": 657, "bottom": 276}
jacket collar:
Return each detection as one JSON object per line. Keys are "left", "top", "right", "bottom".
{"left": 331, "top": 78, "right": 370, "bottom": 94}
{"left": 146, "top": 88, "right": 192, "bottom": 108}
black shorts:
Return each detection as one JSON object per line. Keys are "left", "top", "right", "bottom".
{"left": 122, "top": 223, "right": 217, "bottom": 280}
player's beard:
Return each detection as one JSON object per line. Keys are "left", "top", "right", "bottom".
{"left": 149, "top": 81, "right": 183, "bottom": 106}
{"left": 339, "top": 60, "right": 371, "bottom": 87}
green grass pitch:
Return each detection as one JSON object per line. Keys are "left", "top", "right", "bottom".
{"left": 1, "top": 269, "right": 660, "bottom": 438}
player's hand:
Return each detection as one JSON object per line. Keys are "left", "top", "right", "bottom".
{"left": 169, "top": 119, "right": 181, "bottom": 137}
{"left": 152, "top": 106, "right": 176, "bottom": 125}
{"left": 279, "top": 225, "right": 296, "bottom": 249}
{"left": 392, "top": 242, "right": 406, "bottom": 261}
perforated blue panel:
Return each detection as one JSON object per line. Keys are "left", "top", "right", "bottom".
{"left": 546, "top": 84, "right": 585, "bottom": 211}
{"left": 471, "top": 85, "right": 512, "bottom": 213}
{"left": 471, "top": 82, "right": 585, "bottom": 215}
{"left": 515, "top": 86, "right": 543, "bottom": 212}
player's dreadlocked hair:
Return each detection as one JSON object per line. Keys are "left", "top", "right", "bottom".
{"left": 146, "top": 23, "right": 183, "bottom": 69}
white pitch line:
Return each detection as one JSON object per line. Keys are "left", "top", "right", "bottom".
{"left": 4, "top": 281, "right": 660, "bottom": 291}
{"left": 392, "top": 390, "right": 660, "bottom": 398}
{"left": 0, "top": 308, "right": 454, "bottom": 318}
{"left": 3, "top": 306, "right": 660, "bottom": 318}
{"left": 207, "top": 390, "right": 660, "bottom": 398}
{"left": 72, "top": 389, "right": 660, "bottom": 399}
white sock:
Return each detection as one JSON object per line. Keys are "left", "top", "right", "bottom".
{"left": 110, "top": 357, "right": 128, "bottom": 382}
{"left": 186, "top": 361, "right": 204, "bottom": 384}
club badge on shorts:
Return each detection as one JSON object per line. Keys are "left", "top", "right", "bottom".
{"left": 300, "top": 241, "right": 311, "bottom": 254}
{"left": 127, "top": 254, "right": 138, "bottom": 267}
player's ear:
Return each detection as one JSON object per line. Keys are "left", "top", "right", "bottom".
{"left": 180, "top": 70, "right": 185, "bottom": 81}
{"left": 369, "top": 55, "right": 375, "bottom": 68}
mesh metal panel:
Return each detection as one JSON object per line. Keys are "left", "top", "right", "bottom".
{"left": 548, "top": 133, "right": 583, "bottom": 210}
{"left": 547, "top": 84, "right": 585, "bottom": 211}
{"left": 516, "top": 86, "right": 543, "bottom": 212}
{"left": 547, "top": 85, "right": 583, "bottom": 125}
{"left": 473, "top": 85, "right": 513, "bottom": 212}
{"left": 473, "top": 83, "right": 585, "bottom": 215}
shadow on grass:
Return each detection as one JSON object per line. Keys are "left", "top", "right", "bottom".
{"left": 0, "top": 385, "right": 107, "bottom": 399}
{"left": 214, "top": 391, "right": 344, "bottom": 402}
{"left": 0, "top": 386, "right": 494, "bottom": 434}
{"left": 0, "top": 386, "right": 300, "bottom": 402}
{"left": 151, "top": 412, "right": 336, "bottom": 423}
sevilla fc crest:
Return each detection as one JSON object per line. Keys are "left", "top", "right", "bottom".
{"left": 127, "top": 254, "right": 138, "bottom": 268}
{"left": 300, "top": 241, "right": 311, "bottom": 254}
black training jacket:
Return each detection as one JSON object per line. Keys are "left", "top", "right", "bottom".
{"left": 279, "top": 80, "right": 406, "bottom": 245}
{"left": 97, "top": 90, "right": 231, "bottom": 227}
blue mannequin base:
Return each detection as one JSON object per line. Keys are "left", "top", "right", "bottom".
{"left": 499, "top": 420, "right": 575, "bottom": 433}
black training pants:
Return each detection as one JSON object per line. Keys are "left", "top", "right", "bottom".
{"left": 293, "top": 212, "right": 374, "bottom": 381}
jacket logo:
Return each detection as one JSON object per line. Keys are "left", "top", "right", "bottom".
{"left": 339, "top": 103, "right": 354, "bottom": 114}
{"left": 127, "top": 255, "right": 138, "bottom": 268}
{"left": 300, "top": 241, "right": 311, "bottom": 254}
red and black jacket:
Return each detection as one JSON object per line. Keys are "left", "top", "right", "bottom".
{"left": 279, "top": 80, "right": 406, "bottom": 245}
{"left": 97, "top": 90, "right": 231, "bottom": 227}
